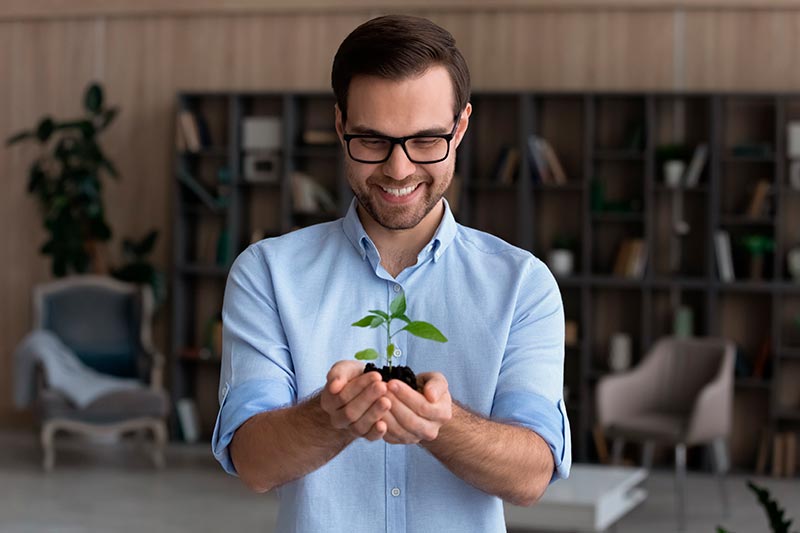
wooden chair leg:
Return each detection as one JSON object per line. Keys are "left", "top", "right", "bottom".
{"left": 674, "top": 443, "right": 687, "bottom": 532}
{"left": 150, "top": 421, "right": 167, "bottom": 469}
{"left": 41, "top": 422, "right": 56, "bottom": 472}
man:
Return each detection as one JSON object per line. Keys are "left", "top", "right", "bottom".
{"left": 212, "top": 14, "right": 570, "bottom": 532}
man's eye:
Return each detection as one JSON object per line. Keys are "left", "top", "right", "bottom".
{"left": 409, "top": 138, "right": 441, "bottom": 147}
{"left": 359, "top": 139, "right": 387, "bottom": 147}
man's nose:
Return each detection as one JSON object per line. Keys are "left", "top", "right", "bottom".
{"left": 381, "top": 143, "right": 417, "bottom": 180}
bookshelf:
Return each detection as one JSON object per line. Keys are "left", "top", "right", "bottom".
{"left": 171, "top": 91, "right": 800, "bottom": 473}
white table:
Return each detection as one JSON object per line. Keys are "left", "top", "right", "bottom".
{"left": 504, "top": 464, "right": 648, "bottom": 532}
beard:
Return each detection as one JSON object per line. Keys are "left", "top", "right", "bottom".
{"left": 348, "top": 163, "right": 453, "bottom": 231}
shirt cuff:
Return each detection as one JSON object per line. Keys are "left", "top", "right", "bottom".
{"left": 211, "top": 378, "right": 295, "bottom": 475}
{"left": 491, "top": 390, "right": 572, "bottom": 482}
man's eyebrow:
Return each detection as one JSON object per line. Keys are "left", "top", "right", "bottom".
{"left": 347, "top": 123, "right": 452, "bottom": 136}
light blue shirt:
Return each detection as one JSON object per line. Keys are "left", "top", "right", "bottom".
{"left": 212, "top": 198, "right": 571, "bottom": 533}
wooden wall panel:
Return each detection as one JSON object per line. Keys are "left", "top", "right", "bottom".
{"left": 1, "top": 7, "right": 800, "bottom": 426}
{"left": 683, "top": 10, "right": 800, "bottom": 89}
{"left": 1, "top": 19, "right": 99, "bottom": 426}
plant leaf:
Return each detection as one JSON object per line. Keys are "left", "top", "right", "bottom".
{"left": 389, "top": 292, "right": 406, "bottom": 318}
{"left": 134, "top": 230, "right": 158, "bottom": 256}
{"left": 98, "top": 107, "right": 119, "bottom": 129}
{"left": 85, "top": 83, "right": 104, "bottom": 113}
{"left": 395, "top": 314, "right": 411, "bottom": 324}
{"left": 352, "top": 315, "right": 384, "bottom": 328}
{"left": 368, "top": 310, "right": 390, "bottom": 321}
{"left": 747, "top": 480, "right": 793, "bottom": 533}
{"left": 36, "top": 117, "right": 55, "bottom": 142}
{"left": 386, "top": 343, "right": 395, "bottom": 360}
{"left": 6, "top": 130, "right": 33, "bottom": 146}
{"left": 400, "top": 321, "right": 448, "bottom": 342}
{"left": 354, "top": 348, "right": 379, "bottom": 361}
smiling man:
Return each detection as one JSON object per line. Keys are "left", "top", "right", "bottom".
{"left": 212, "top": 15, "right": 571, "bottom": 533}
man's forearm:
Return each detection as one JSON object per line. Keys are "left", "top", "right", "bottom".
{"left": 230, "top": 393, "right": 353, "bottom": 493}
{"left": 420, "top": 402, "right": 554, "bottom": 507}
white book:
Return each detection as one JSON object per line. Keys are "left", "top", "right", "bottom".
{"left": 683, "top": 144, "right": 708, "bottom": 188}
{"left": 176, "top": 398, "right": 201, "bottom": 443}
{"left": 715, "top": 230, "right": 735, "bottom": 282}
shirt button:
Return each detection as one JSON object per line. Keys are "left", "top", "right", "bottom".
{"left": 393, "top": 348, "right": 402, "bottom": 357}
{"left": 393, "top": 284, "right": 401, "bottom": 293}
{"left": 391, "top": 488, "right": 401, "bottom": 497}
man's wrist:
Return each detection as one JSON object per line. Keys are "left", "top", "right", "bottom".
{"left": 302, "top": 392, "right": 355, "bottom": 448}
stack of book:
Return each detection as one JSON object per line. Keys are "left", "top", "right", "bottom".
{"left": 612, "top": 238, "right": 647, "bottom": 278}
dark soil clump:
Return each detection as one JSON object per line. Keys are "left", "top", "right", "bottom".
{"left": 364, "top": 363, "right": 418, "bottom": 391}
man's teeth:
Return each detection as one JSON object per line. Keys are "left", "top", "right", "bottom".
{"left": 381, "top": 184, "right": 418, "bottom": 197}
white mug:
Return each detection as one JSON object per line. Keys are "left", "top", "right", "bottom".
{"left": 664, "top": 160, "right": 686, "bottom": 188}
{"left": 788, "top": 247, "right": 800, "bottom": 282}
{"left": 609, "top": 333, "right": 632, "bottom": 372}
{"left": 548, "top": 249, "right": 574, "bottom": 277}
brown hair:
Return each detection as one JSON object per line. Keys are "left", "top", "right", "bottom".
{"left": 331, "top": 15, "right": 471, "bottom": 124}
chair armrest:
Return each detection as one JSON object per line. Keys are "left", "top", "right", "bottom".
{"left": 148, "top": 350, "right": 166, "bottom": 391}
{"left": 686, "top": 358, "right": 734, "bottom": 445}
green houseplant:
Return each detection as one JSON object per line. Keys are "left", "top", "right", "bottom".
{"left": 352, "top": 293, "right": 447, "bottom": 391}
{"left": 717, "top": 480, "right": 797, "bottom": 533}
{"left": 6, "top": 82, "right": 119, "bottom": 277}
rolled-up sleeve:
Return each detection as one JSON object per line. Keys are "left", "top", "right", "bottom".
{"left": 211, "top": 244, "right": 297, "bottom": 475}
{"left": 490, "top": 258, "right": 572, "bottom": 482}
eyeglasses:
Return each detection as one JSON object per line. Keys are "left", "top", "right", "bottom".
{"left": 343, "top": 112, "right": 461, "bottom": 164}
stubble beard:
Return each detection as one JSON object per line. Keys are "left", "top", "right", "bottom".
{"left": 349, "top": 164, "right": 453, "bottom": 231}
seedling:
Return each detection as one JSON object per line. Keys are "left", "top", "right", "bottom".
{"left": 351, "top": 293, "right": 447, "bottom": 391}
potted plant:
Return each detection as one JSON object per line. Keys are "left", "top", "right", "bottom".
{"left": 6, "top": 82, "right": 119, "bottom": 276}
{"left": 741, "top": 234, "right": 775, "bottom": 281}
{"left": 351, "top": 293, "right": 447, "bottom": 391}
{"left": 717, "top": 480, "right": 797, "bottom": 533}
{"left": 111, "top": 230, "right": 165, "bottom": 309}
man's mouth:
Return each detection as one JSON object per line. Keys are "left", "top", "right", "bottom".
{"left": 379, "top": 183, "right": 420, "bottom": 198}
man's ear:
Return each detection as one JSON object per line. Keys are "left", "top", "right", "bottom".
{"left": 334, "top": 104, "right": 346, "bottom": 148}
{"left": 453, "top": 102, "right": 472, "bottom": 149}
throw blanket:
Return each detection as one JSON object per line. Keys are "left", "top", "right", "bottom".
{"left": 14, "top": 330, "right": 143, "bottom": 409}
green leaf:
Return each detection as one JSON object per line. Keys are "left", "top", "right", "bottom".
{"left": 98, "top": 107, "right": 119, "bottom": 129}
{"left": 36, "top": 117, "right": 55, "bottom": 142}
{"left": 389, "top": 292, "right": 406, "bottom": 318}
{"left": 368, "top": 310, "right": 390, "bottom": 321}
{"left": 134, "top": 230, "right": 158, "bottom": 256}
{"left": 6, "top": 130, "right": 33, "bottom": 146}
{"left": 354, "top": 348, "right": 379, "bottom": 361}
{"left": 352, "top": 315, "right": 384, "bottom": 328}
{"left": 85, "top": 83, "right": 104, "bottom": 113}
{"left": 27, "top": 165, "right": 46, "bottom": 194}
{"left": 396, "top": 314, "right": 411, "bottom": 324}
{"left": 386, "top": 343, "right": 395, "bottom": 360}
{"left": 400, "top": 321, "right": 448, "bottom": 342}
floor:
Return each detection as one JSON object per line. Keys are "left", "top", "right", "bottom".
{"left": 0, "top": 431, "right": 796, "bottom": 533}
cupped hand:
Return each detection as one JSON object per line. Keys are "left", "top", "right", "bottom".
{"left": 381, "top": 371, "right": 452, "bottom": 445}
{"left": 319, "top": 360, "right": 392, "bottom": 441}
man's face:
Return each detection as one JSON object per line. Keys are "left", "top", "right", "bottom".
{"left": 335, "top": 66, "right": 470, "bottom": 231}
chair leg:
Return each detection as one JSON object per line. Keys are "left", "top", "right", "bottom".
{"left": 674, "top": 443, "right": 687, "bottom": 532}
{"left": 642, "top": 441, "right": 655, "bottom": 470}
{"left": 711, "top": 438, "right": 730, "bottom": 517}
{"left": 150, "top": 421, "right": 167, "bottom": 469}
{"left": 611, "top": 438, "right": 625, "bottom": 465}
{"left": 41, "top": 422, "right": 56, "bottom": 472}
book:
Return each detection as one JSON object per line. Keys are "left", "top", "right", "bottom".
{"left": 785, "top": 432, "right": 797, "bottom": 477}
{"left": 536, "top": 136, "right": 569, "bottom": 185}
{"left": 715, "top": 230, "right": 735, "bottom": 282}
{"left": 628, "top": 238, "right": 647, "bottom": 278}
{"left": 497, "top": 147, "right": 520, "bottom": 184}
{"left": 755, "top": 427, "right": 770, "bottom": 475}
{"left": 746, "top": 179, "right": 771, "bottom": 218}
{"left": 527, "top": 136, "right": 552, "bottom": 184}
{"left": 683, "top": 143, "right": 708, "bottom": 188}
{"left": 752, "top": 336, "right": 771, "bottom": 379}
{"left": 176, "top": 398, "right": 201, "bottom": 444}
{"left": 178, "top": 109, "right": 201, "bottom": 153}
{"left": 303, "top": 129, "right": 339, "bottom": 145}
{"left": 177, "top": 163, "right": 227, "bottom": 211}
{"left": 613, "top": 239, "right": 633, "bottom": 276}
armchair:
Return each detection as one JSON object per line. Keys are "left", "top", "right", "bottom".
{"left": 596, "top": 336, "right": 735, "bottom": 531}
{"left": 30, "top": 275, "right": 169, "bottom": 470}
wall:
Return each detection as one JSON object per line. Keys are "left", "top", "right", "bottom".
{"left": 2, "top": 2, "right": 800, "bottom": 425}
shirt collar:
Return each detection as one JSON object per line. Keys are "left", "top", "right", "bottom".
{"left": 341, "top": 197, "right": 458, "bottom": 263}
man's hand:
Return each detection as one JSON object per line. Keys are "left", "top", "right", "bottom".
{"left": 320, "top": 361, "right": 392, "bottom": 441}
{"left": 381, "top": 372, "right": 452, "bottom": 444}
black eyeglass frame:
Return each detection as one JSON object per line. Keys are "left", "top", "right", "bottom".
{"left": 342, "top": 111, "right": 462, "bottom": 165}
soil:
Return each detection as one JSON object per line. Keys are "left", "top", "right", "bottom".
{"left": 364, "top": 363, "right": 418, "bottom": 391}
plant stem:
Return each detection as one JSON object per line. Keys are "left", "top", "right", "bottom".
{"left": 386, "top": 319, "right": 392, "bottom": 371}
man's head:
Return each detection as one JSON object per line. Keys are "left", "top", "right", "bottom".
{"left": 332, "top": 15, "right": 470, "bottom": 126}
{"left": 331, "top": 15, "right": 472, "bottom": 232}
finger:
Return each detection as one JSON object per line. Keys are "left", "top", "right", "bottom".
{"left": 363, "top": 419, "right": 388, "bottom": 441}
{"left": 386, "top": 391, "right": 439, "bottom": 442}
{"left": 387, "top": 379, "right": 434, "bottom": 419}
{"left": 326, "top": 360, "right": 367, "bottom": 387}
{"left": 349, "top": 396, "right": 391, "bottom": 438}
{"left": 332, "top": 379, "right": 387, "bottom": 429}
{"left": 417, "top": 372, "right": 448, "bottom": 403}
{"left": 380, "top": 408, "right": 418, "bottom": 444}
{"left": 327, "top": 371, "right": 382, "bottom": 410}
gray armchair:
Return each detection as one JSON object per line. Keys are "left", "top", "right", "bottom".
{"left": 32, "top": 275, "right": 169, "bottom": 470}
{"left": 596, "top": 336, "right": 735, "bottom": 531}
